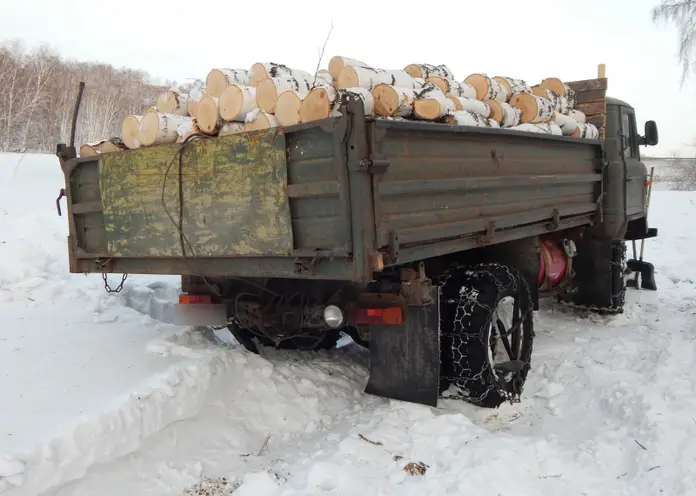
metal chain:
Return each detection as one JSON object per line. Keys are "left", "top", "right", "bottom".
{"left": 102, "top": 273, "right": 128, "bottom": 293}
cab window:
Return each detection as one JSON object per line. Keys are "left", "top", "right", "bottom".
{"left": 621, "top": 110, "right": 637, "bottom": 158}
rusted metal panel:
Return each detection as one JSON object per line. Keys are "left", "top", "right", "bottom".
{"left": 370, "top": 120, "right": 602, "bottom": 264}
{"left": 98, "top": 129, "right": 293, "bottom": 257}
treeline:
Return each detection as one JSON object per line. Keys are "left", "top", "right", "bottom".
{"left": 0, "top": 40, "right": 170, "bottom": 153}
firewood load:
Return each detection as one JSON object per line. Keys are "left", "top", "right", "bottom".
{"left": 81, "top": 57, "right": 609, "bottom": 155}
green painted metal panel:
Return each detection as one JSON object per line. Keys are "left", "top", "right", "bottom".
{"left": 98, "top": 130, "right": 293, "bottom": 257}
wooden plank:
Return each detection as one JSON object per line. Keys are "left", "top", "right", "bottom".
{"left": 574, "top": 89, "right": 607, "bottom": 104}
{"left": 576, "top": 100, "right": 606, "bottom": 117}
{"left": 565, "top": 78, "right": 608, "bottom": 93}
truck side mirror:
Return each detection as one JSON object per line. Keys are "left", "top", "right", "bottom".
{"left": 642, "top": 120, "right": 659, "bottom": 146}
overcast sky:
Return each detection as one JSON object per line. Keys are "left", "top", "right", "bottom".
{"left": 1, "top": 0, "right": 692, "bottom": 156}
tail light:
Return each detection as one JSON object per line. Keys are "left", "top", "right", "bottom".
{"left": 178, "top": 293, "right": 212, "bottom": 304}
{"left": 352, "top": 307, "right": 403, "bottom": 325}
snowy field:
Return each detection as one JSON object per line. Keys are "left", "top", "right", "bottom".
{"left": 1, "top": 153, "right": 695, "bottom": 496}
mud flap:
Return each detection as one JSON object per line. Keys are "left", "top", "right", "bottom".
{"left": 626, "top": 259, "right": 658, "bottom": 291}
{"left": 364, "top": 288, "right": 441, "bottom": 406}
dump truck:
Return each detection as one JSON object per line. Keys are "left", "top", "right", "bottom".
{"left": 55, "top": 70, "right": 659, "bottom": 408}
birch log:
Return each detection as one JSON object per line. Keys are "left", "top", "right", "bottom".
{"left": 175, "top": 119, "right": 200, "bottom": 143}
{"left": 568, "top": 109, "right": 586, "bottom": 123}
{"left": 244, "top": 109, "right": 280, "bottom": 131}
{"left": 464, "top": 73, "right": 507, "bottom": 102}
{"left": 274, "top": 90, "right": 304, "bottom": 126}
{"left": 219, "top": 84, "right": 257, "bottom": 122}
{"left": 256, "top": 76, "right": 312, "bottom": 113}
{"left": 186, "top": 83, "right": 206, "bottom": 119}
{"left": 121, "top": 115, "right": 143, "bottom": 149}
{"left": 426, "top": 77, "right": 476, "bottom": 99}
{"left": 404, "top": 63, "right": 454, "bottom": 80}
{"left": 79, "top": 138, "right": 127, "bottom": 157}
{"left": 509, "top": 93, "right": 555, "bottom": 124}
{"left": 329, "top": 56, "right": 371, "bottom": 80}
{"left": 372, "top": 84, "right": 416, "bottom": 117}
{"left": 492, "top": 76, "right": 532, "bottom": 101}
{"left": 156, "top": 91, "right": 189, "bottom": 116}
{"left": 196, "top": 96, "right": 224, "bottom": 134}
{"left": 250, "top": 63, "right": 312, "bottom": 87}
{"left": 205, "top": 69, "right": 251, "bottom": 98}
{"left": 486, "top": 100, "right": 521, "bottom": 127}
{"left": 337, "top": 66, "right": 419, "bottom": 90}
{"left": 444, "top": 110, "right": 494, "bottom": 127}
{"left": 538, "top": 79, "right": 577, "bottom": 109}
{"left": 139, "top": 112, "right": 191, "bottom": 146}
{"left": 218, "top": 122, "right": 246, "bottom": 136}
{"left": 554, "top": 112, "right": 579, "bottom": 135}
{"left": 299, "top": 87, "right": 373, "bottom": 122}
{"left": 413, "top": 83, "right": 455, "bottom": 120}
{"left": 448, "top": 96, "right": 490, "bottom": 117}
{"left": 575, "top": 122, "right": 599, "bottom": 139}
{"left": 511, "top": 122, "right": 563, "bottom": 135}
{"left": 532, "top": 86, "right": 569, "bottom": 115}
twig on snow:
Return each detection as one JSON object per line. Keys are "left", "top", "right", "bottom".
{"left": 635, "top": 440, "right": 648, "bottom": 451}
{"left": 258, "top": 433, "right": 273, "bottom": 456}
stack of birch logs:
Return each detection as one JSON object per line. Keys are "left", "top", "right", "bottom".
{"left": 79, "top": 57, "right": 601, "bottom": 156}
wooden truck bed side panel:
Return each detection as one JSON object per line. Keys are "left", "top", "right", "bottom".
{"left": 65, "top": 119, "right": 356, "bottom": 280}
{"left": 369, "top": 120, "right": 603, "bottom": 266}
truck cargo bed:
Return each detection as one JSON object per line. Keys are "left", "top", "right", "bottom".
{"left": 62, "top": 99, "right": 603, "bottom": 282}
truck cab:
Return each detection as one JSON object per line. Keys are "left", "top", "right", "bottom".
{"left": 603, "top": 97, "right": 659, "bottom": 241}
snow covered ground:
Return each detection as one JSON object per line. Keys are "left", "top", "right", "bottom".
{"left": 1, "top": 153, "right": 695, "bottom": 496}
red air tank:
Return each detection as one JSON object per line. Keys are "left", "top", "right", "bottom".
{"left": 538, "top": 238, "right": 573, "bottom": 290}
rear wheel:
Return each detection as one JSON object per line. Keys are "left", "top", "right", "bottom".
{"left": 568, "top": 235, "right": 626, "bottom": 314}
{"left": 439, "top": 263, "right": 535, "bottom": 408}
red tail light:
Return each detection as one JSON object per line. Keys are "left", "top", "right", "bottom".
{"left": 353, "top": 306, "right": 403, "bottom": 325}
{"left": 179, "top": 293, "right": 212, "bottom": 304}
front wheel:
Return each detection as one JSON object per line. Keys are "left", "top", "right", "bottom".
{"left": 439, "top": 263, "right": 535, "bottom": 408}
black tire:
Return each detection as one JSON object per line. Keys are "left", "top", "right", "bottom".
{"left": 227, "top": 323, "right": 341, "bottom": 354}
{"left": 569, "top": 236, "right": 626, "bottom": 314}
{"left": 438, "top": 263, "right": 534, "bottom": 408}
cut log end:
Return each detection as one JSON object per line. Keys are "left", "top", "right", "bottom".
{"left": 413, "top": 99, "right": 442, "bottom": 121}
{"left": 540, "top": 77, "right": 566, "bottom": 96}
{"left": 256, "top": 78, "right": 280, "bottom": 113}
{"left": 121, "top": 115, "right": 143, "bottom": 149}
{"left": 206, "top": 69, "right": 229, "bottom": 98}
{"left": 245, "top": 111, "right": 279, "bottom": 131}
{"left": 372, "top": 84, "right": 407, "bottom": 117}
{"left": 196, "top": 96, "right": 221, "bottom": 134}
{"left": 299, "top": 87, "right": 333, "bottom": 123}
{"left": 509, "top": 93, "right": 555, "bottom": 124}
{"left": 275, "top": 91, "right": 303, "bottom": 126}
{"left": 337, "top": 66, "right": 359, "bottom": 89}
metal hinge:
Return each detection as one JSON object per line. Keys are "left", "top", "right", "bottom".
{"left": 476, "top": 221, "right": 496, "bottom": 245}
{"left": 359, "top": 159, "right": 390, "bottom": 174}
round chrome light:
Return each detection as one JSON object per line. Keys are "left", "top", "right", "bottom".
{"left": 323, "top": 305, "right": 344, "bottom": 328}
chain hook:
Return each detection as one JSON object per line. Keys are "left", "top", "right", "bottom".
{"left": 102, "top": 272, "right": 128, "bottom": 293}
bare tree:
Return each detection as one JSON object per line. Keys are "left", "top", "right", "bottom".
{"left": 652, "top": 0, "right": 696, "bottom": 84}
{"left": 0, "top": 38, "right": 168, "bottom": 153}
